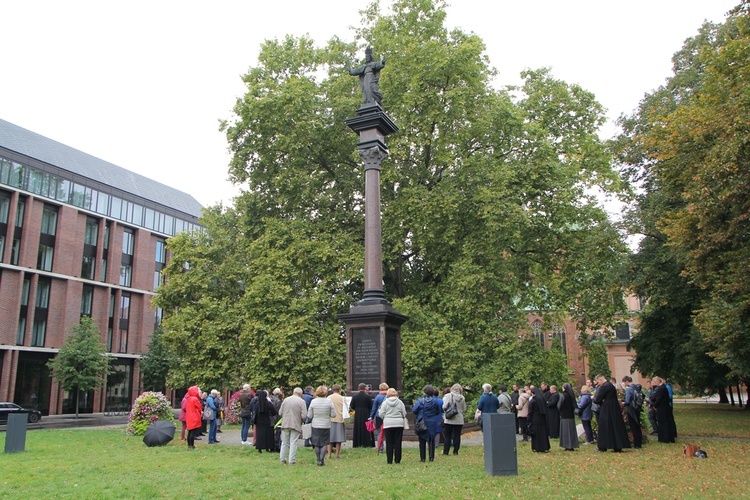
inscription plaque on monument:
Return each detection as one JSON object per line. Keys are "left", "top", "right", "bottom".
{"left": 352, "top": 328, "right": 381, "bottom": 389}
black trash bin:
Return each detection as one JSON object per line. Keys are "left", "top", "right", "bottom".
{"left": 5, "top": 413, "right": 28, "bottom": 453}
{"left": 482, "top": 413, "right": 517, "bottom": 476}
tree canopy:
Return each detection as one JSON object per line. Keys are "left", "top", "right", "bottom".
{"left": 617, "top": 4, "right": 750, "bottom": 391}
{"left": 155, "top": 0, "right": 629, "bottom": 397}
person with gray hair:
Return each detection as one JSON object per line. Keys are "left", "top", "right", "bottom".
{"left": 476, "top": 383, "right": 500, "bottom": 431}
{"left": 207, "top": 389, "right": 220, "bottom": 444}
{"left": 239, "top": 384, "right": 255, "bottom": 445}
{"left": 278, "top": 387, "right": 307, "bottom": 464}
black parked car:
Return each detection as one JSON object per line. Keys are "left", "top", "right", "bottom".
{"left": 0, "top": 402, "right": 42, "bottom": 423}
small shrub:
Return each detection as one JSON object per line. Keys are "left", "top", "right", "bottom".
{"left": 126, "top": 391, "right": 175, "bottom": 436}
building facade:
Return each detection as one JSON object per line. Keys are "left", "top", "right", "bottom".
{"left": 0, "top": 118, "right": 202, "bottom": 415}
{"left": 525, "top": 294, "right": 646, "bottom": 389}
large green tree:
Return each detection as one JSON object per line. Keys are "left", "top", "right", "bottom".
{"left": 46, "top": 316, "right": 111, "bottom": 418}
{"left": 157, "top": 0, "right": 629, "bottom": 397}
{"left": 617, "top": 5, "right": 750, "bottom": 396}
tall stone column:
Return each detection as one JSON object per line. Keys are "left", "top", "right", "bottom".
{"left": 340, "top": 54, "right": 407, "bottom": 393}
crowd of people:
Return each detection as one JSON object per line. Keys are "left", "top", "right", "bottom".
{"left": 175, "top": 374, "right": 677, "bottom": 461}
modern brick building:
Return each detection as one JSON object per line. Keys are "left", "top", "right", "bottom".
{"left": 0, "top": 118, "right": 202, "bottom": 415}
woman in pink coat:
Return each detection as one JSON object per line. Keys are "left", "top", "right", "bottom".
{"left": 185, "top": 386, "right": 203, "bottom": 449}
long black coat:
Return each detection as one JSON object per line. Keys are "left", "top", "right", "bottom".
{"left": 546, "top": 392, "right": 561, "bottom": 438}
{"left": 592, "top": 381, "right": 629, "bottom": 451}
{"left": 651, "top": 384, "right": 676, "bottom": 443}
{"left": 350, "top": 390, "right": 374, "bottom": 448}
{"left": 528, "top": 397, "right": 550, "bottom": 452}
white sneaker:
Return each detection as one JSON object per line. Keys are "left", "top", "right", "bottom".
{"left": 241, "top": 441, "right": 249, "bottom": 445}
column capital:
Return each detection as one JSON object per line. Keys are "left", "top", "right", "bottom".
{"left": 359, "top": 146, "right": 387, "bottom": 171}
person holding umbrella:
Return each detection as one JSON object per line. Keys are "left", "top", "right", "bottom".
{"left": 185, "top": 386, "right": 203, "bottom": 450}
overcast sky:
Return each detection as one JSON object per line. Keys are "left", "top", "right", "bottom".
{"left": 0, "top": 1, "right": 737, "bottom": 208}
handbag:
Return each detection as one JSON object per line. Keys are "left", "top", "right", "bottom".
{"left": 403, "top": 417, "right": 410, "bottom": 430}
{"left": 302, "top": 423, "right": 312, "bottom": 440}
{"left": 414, "top": 417, "right": 427, "bottom": 434}
{"left": 365, "top": 419, "right": 376, "bottom": 433}
{"left": 341, "top": 398, "right": 350, "bottom": 420}
{"left": 444, "top": 395, "right": 459, "bottom": 419}
{"left": 203, "top": 406, "right": 214, "bottom": 421}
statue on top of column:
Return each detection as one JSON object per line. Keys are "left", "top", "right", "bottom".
{"left": 349, "top": 47, "right": 386, "bottom": 106}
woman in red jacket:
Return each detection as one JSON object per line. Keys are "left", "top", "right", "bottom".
{"left": 186, "top": 386, "right": 203, "bottom": 449}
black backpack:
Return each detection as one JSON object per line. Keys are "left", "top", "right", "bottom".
{"left": 630, "top": 385, "right": 644, "bottom": 410}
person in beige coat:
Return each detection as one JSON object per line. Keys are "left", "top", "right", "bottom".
{"left": 278, "top": 387, "right": 308, "bottom": 465}
{"left": 516, "top": 387, "right": 531, "bottom": 442}
{"left": 442, "top": 383, "right": 468, "bottom": 455}
{"left": 326, "top": 385, "right": 347, "bottom": 459}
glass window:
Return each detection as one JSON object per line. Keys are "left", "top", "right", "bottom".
{"left": 0, "top": 158, "right": 10, "bottom": 184}
{"left": 107, "top": 327, "right": 113, "bottom": 352}
{"left": 0, "top": 191, "right": 10, "bottom": 223}
{"left": 15, "top": 200, "right": 25, "bottom": 227}
{"left": 100, "top": 258, "right": 108, "bottom": 282}
{"left": 81, "top": 285, "right": 94, "bottom": 316}
{"left": 0, "top": 235, "right": 5, "bottom": 261}
{"left": 153, "top": 270, "right": 164, "bottom": 291}
{"left": 10, "top": 238, "right": 20, "bottom": 265}
{"left": 144, "top": 208, "right": 156, "bottom": 230}
{"left": 36, "top": 281, "right": 50, "bottom": 308}
{"left": 85, "top": 187, "right": 97, "bottom": 211}
{"left": 37, "top": 244, "right": 54, "bottom": 271}
{"left": 110, "top": 197, "right": 122, "bottom": 219}
{"left": 56, "top": 179, "right": 70, "bottom": 202}
{"left": 119, "top": 264, "right": 132, "bottom": 287}
{"left": 163, "top": 215, "right": 174, "bottom": 236}
{"left": 118, "top": 330, "right": 128, "bottom": 353}
{"left": 84, "top": 218, "right": 99, "bottom": 246}
{"left": 155, "top": 240, "right": 166, "bottom": 264}
{"left": 120, "top": 294, "right": 130, "bottom": 321}
{"left": 29, "top": 169, "right": 44, "bottom": 194}
{"left": 9, "top": 162, "right": 25, "bottom": 188}
{"left": 31, "top": 318, "right": 46, "bottom": 347}
{"left": 81, "top": 255, "right": 96, "bottom": 280}
{"left": 552, "top": 323, "right": 567, "bottom": 354}
{"left": 103, "top": 222, "right": 110, "bottom": 251}
{"left": 131, "top": 204, "right": 144, "bottom": 226}
{"left": 71, "top": 183, "right": 86, "bottom": 207}
{"left": 122, "top": 230, "right": 134, "bottom": 256}
{"left": 41, "top": 206, "right": 58, "bottom": 236}
{"left": 531, "top": 320, "right": 544, "bottom": 347}
{"left": 154, "top": 307, "right": 163, "bottom": 326}
{"left": 97, "top": 192, "right": 110, "bottom": 215}
{"left": 16, "top": 317, "right": 26, "bottom": 345}
{"left": 21, "top": 278, "right": 30, "bottom": 306}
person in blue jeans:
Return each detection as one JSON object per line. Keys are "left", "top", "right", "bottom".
{"left": 207, "top": 389, "right": 220, "bottom": 444}
{"left": 238, "top": 384, "right": 254, "bottom": 445}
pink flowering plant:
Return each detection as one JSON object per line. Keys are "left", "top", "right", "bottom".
{"left": 126, "top": 391, "right": 175, "bottom": 436}
{"left": 224, "top": 390, "right": 242, "bottom": 425}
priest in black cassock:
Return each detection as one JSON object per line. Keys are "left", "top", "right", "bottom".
{"left": 592, "top": 375, "right": 629, "bottom": 452}
{"left": 546, "top": 385, "right": 561, "bottom": 438}
{"left": 350, "top": 383, "right": 374, "bottom": 447}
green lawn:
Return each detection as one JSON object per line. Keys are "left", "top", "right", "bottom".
{"left": 1, "top": 404, "right": 748, "bottom": 499}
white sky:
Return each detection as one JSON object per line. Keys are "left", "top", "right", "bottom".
{"left": 0, "top": 1, "right": 736, "bottom": 208}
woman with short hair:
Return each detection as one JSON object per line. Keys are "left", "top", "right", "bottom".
{"left": 412, "top": 384, "right": 443, "bottom": 462}
{"left": 442, "top": 383, "right": 467, "bottom": 455}
{"left": 307, "top": 385, "right": 336, "bottom": 466}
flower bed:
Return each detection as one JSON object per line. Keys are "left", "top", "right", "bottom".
{"left": 126, "top": 391, "right": 175, "bottom": 436}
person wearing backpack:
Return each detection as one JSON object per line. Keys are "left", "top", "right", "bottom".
{"left": 622, "top": 376, "right": 643, "bottom": 449}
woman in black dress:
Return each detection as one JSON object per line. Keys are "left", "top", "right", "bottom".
{"left": 252, "top": 390, "right": 277, "bottom": 453}
{"left": 558, "top": 383, "right": 579, "bottom": 450}
{"left": 350, "top": 383, "right": 374, "bottom": 447}
{"left": 529, "top": 387, "right": 550, "bottom": 453}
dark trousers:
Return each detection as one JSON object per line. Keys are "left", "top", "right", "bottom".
{"left": 581, "top": 419, "right": 594, "bottom": 443}
{"left": 187, "top": 428, "right": 199, "bottom": 448}
{"left": 384, "top": 427, "right": 404, "bottom": 464}
{"left": 419, "top": 436, "right": 435, "bottom": 461}
{"left": 443, "top": 423, "right": 462, "bottom": 454}
{"left": 648, "top": 407, "right": 658, "bottom": 434}
{"left": 626, "top": 407, "right": 642, "bottom": 448}
{"left": 517, "top": 417, "right": 529, "bottom": 441}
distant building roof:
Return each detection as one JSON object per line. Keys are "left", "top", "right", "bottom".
{"left": 0, "top": 118, "right": 203, "bottom": 218}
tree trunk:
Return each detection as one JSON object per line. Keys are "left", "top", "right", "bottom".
{"left": 737, "top": 384, "right": 744, "bottom": 406}
{"left": 728, "top": 385, "right": 735, "bottom": 406}
{"left": 718, "top": 387, "right": 729, "bottom": 404}
{"left": 75, "top": 387, "right": 80, "bottom": 418}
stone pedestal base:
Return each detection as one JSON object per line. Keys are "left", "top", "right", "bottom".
{"left": 339, "top": 303, "right": 407, "bottom": 394}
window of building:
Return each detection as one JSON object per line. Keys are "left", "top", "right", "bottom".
{"left": 122, "top": 229, "right": 134, "bottom": 256}
{"left": 81, "top": 284, "right": 94, "bottom": 317}
{"left": 552, "top": 323, "right": 567, "bottom": 354}
{"left": 107, "top": 293, "right": 115, "bottom": 352}
{"left": 37, "top": 244, "right": 54, "bottom": 271}
{"left": 120, "top": 229, "right": 134, "bottom": 287}
{"left": 0, "top": 191, "right": 9, "bottom": 223}
{"left": 155, "top": 239, "right": 166, "bottom": 264}
{"left": 531, "top": 320, "right": 544, "bottom": 347}
{"left": 84, "top": 217, "right": 98, "bottom": 245}
{"left": 10, "top": 238, "right": 20, "bottom": 265}
{"left": 32, "top": 279, "right": 51, "bottom": 347}
{"left": 15, "top": 200, "right": 25, "bottom": 228}
{"left": 118, "top": 293, "right": 130, "bottom": 353}
{"left": 81, "top": 217, "right": 98, "bottom": 280}
{"left": 16, "top": 277, "right": 30, "bottom": 345}
{"left": 119, "top": 264, "right": 132, "bottom": 287}
{"left": 615, "top": 322, "right": 630, "bottom": 340}
{"left": 40, "top": 206, "right": 58, "bottom": 236}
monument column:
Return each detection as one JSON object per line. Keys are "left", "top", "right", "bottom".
{"left": 340, "top": 48, "right": 407, "bottom": 394}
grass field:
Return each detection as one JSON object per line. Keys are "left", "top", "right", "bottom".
{"left": 1, "top": 404, "right": 748, "bottom": 499}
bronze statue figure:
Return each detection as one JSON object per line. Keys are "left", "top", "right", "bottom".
{"left": 349, "top": 47, "right": 386, "bottom": 106}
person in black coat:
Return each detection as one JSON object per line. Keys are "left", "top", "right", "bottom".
{"left": 350, "top": 383, "right": 374, "bottom": 448}
{"left": 251, "top": 390, "right": 278, "bottom": 453}
{"left": 650, "top": 376, "right": 676, "bottom": 443}
{"left": 529, "top": 387, "right": 550, "bottom": 453}
{"left": 546, "top": 385, "right": 561, "bottom": 439}
{"left": 592, "top": 375, "right": 629, "bottom": 452}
